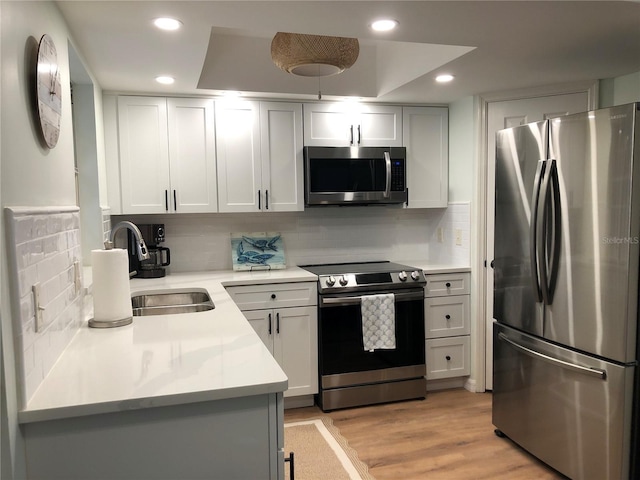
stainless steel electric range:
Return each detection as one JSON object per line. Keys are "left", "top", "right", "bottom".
{"left": 300, "top": 261, "right": 427, "bottom": 411}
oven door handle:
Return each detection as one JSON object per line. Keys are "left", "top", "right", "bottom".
{"left": 320, "top": 290, "right": 423, "bottom": 307}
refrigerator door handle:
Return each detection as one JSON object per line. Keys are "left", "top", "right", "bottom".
{"left": 497, "top": 332, "right": 607, "bottom": 380}
{"left": 530, "top": 160, "right": 546, "bottom": 303}
{"left": 546, "top": 160, "right": 562, "bottom": 304}
{"left": 537, "top": 159, "right": 562, "bottom": 305}
{"left": 537, "top": 159, "right": 552, "bottom": 306}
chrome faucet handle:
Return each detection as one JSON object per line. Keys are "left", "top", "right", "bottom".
{"left": 107, "top": 221, "right": 151, "bottom": 261}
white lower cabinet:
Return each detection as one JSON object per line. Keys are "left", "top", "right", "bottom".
{"left": 226, "top": 282, "right": 318, "bottom": 399}
{"left": 243, "top": 306, "right": 318, "bottom": 397}
{"left": 424, "top": 272, "right": 471, "bottom": 383}
{"left": 426, "top": 336, "right": 471, "bottom": 380}
{"left": 24, "top": 393, "right": 285, "bottom": 479}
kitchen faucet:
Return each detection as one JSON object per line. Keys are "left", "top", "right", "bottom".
{"left": 105, "top": 221, "right": 150, "bottom": 261}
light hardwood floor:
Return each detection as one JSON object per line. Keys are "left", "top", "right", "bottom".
{"left": 284, "top": 388, "right": 567, "bottom": 479}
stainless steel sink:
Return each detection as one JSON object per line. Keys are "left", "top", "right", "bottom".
{"left": 131, "top": 290, "right": 214, "bottom": 316}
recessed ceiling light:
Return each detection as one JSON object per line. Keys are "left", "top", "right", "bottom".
{"left": 155, "top": 76, "right": 175, "bottom": 85}
{"left": 435, "top": 74, "right": 455, "bottom": 83}
{"left": 153, "top": 17, "right": 182, "bottom": 31}
{"left": 371, "top": 19, "right": 398, "bottom": 32}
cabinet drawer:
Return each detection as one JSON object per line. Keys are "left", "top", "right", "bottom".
{"left": 425, "top": 272, "right": 470, "bottom": 297}
{"left": 226, "top": 282, "right": 317, "bottom": 310}
{"left": 426, "top": 336, "right": 470, "bottom": 380}
{"left": 425, "top": 295, "right": 470, "bottom": 338}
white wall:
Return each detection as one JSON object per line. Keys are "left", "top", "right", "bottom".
{"left": 599, "top": 70, "right": 640, "bottom": 108}
{"left": 1, "top": 2, "right": 89, "bottom": 477}
{"left": 114, "top": 204, "right": 471, "bottom": 274}
{"left": 448, "top": 96, "right": 475, "bottom": 203}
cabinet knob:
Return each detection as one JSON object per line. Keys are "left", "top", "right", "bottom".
{"left": 445, "top": 314, "right": 451, "bottom": 320}
{"left": 446, "top": 355, "right": 451, "bottom": 361}
{"left": 446, "top": 282, "right": 451, "bottom": 288}
{"left": 271, "top": 293, "right": 276, "bottom": 299}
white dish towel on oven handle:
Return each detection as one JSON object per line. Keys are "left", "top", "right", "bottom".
{"left": 361, "top": 293, "right": 396, "bottom": 351}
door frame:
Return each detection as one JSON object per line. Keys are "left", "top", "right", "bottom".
{"left": 472, "top": 80, "right": 598, "bottom": 392}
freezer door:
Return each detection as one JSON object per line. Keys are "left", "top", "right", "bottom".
{"left": 493, "top": 323, "right": 633, "bottom": 480}
{"left": 493, "top": 121, "right": 547, "bottom": 336}
{"left": 547, "top": 104, "right": 639, "bottom": 363}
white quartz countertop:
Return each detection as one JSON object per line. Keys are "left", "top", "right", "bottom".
{"left": 19, "top": 267, "right": 316, "bottom": 424}
{"left": 19, "top": 263, "right": 468, "bottom": 423}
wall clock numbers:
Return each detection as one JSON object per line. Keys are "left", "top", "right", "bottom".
{"left": 35, "top": 34, "right": 62, "bottom": 149}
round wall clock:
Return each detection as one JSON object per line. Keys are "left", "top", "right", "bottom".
{"left": 35, "top": 34, "right": 62, "bottom": 149}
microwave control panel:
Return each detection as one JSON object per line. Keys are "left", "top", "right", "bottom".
{"left": 391, "top": 160, "right": 406, "bottom": 191}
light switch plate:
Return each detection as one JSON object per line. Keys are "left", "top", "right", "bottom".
{"left": 455, "top": 229, "right": 463, "bottom": 246}
{"left": 437, "top": 227, "right": 444, "bottom": 243}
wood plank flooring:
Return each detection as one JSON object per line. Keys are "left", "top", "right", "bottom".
{"left": 284, "top": 389, "right": 567, "bottom": 479}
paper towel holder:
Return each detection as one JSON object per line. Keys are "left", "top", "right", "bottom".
{"left": 89, "top": 222, "right": 150, "bottom": 328}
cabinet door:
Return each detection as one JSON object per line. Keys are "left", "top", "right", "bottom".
{"left": 215, "top": 100, "right": 262, "bottom": 212}
{"left": 259, "top": 102, "right": 304, "bottom": 212}
{"left": 425, "top": 295, "right": 470, "bottom": 338}
{"left": 358, "top": 105, "right": 402, "bottom": 147}
{"left": 303, "top": 103, "right": 353, "bottom": 146}
{"left": 403, "top": 107, "right": 448, "bottom": 208}
{"left": 303, "top": 103, "right": 402, "bottom": 147}
{"left": 273, "top": 306, "right": 318, "bottom": 397}
{"left": 243, "top": 309, "right": 273, "bottom": 353}
{"left": 426, "top": 336, "right": 470, "bottom": 379}
{"left": 167, "top": 98, "right": 217, "bottom": 213}
{"left": 118, "top": 96, "right": 170, "bottom": 214}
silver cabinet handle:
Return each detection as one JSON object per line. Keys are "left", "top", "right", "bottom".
{"left": 498, "top": 333, "right": 606, "bottom": 380}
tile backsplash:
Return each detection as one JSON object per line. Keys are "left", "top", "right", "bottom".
{"left": 114, "top": 203, "right": 470, "bottom": 272}
{"left": 5, "top": 207, "right": 84, "bottom": 404}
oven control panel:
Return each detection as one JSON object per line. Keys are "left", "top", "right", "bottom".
{"left": 318, "top": 270, "right": 426, "bottom": 292}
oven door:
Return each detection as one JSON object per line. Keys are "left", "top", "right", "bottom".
{"left": 318, "top": 288, "right": 425, "bottom": 388}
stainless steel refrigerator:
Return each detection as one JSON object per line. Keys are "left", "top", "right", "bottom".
{"left": 492, "top": 102, "right": 640, "bottom": 480}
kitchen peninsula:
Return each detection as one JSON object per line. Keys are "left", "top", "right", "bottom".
{"left": 19, "top": 268, "right": 316, "bottom": 480}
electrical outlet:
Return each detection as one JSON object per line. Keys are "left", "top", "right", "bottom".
{"left": 455, "top": 229, "right": 463, "bottom": 246}
{"left": 33, "top": 283, "right": 44, "bottom": 332}
{"left": 437, "top": 227, "right": 444, "bottom": 243}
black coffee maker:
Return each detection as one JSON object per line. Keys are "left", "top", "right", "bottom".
{"left": 128, "top": 224, "right": 170, "bottom": 278}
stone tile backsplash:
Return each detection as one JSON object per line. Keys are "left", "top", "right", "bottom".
{"left": 114, "top": 203, "right": 471, "bottom": 273}
{"left": 5, "top": 207, "right": 84, "bottom": 405}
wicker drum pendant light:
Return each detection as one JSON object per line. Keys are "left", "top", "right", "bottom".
{"left": 271, "top": 32, "right": 359, "bottom": 77}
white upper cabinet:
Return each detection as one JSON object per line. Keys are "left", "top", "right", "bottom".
{"left": 403, "top": 106, "right": 449, "bottom": 208}
{"left": 117, "top": 96, "right": 217, "bottom": 214}
{"left": 167, "top": 98, "right": 217, "bottom": 213}
{"left": 215, "top": 100, "right": 262, "bottom": 212}
{"left": 260, "top": 102, "right": 304, "bottom": 212}
{"left": 303, "top": 103, "right": 402, "bottom": 147}
{"left": 118, "top": 96, "right": 170, "bottom": 214}
{"left": 216, "top": 100, "right": 303, "bottom": 212}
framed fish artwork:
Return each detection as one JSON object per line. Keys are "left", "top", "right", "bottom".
{"left": 230, "top": 232, "right": 286, "bottom": 271}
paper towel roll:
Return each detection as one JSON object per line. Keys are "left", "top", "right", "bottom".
{"left": 91, "top": 248, "right": 132, "bottom": 324}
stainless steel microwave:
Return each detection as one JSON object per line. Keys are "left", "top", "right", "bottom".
{"left": 304, "top": 146, "right": 408, "bottom": 206}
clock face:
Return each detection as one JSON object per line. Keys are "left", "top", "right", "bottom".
{"left": 36, "top": 34, "right": 62, "bottom": 149}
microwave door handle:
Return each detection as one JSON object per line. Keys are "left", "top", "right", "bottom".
{"left": 384, "top": 151, "right": 391, "bottom": 198}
